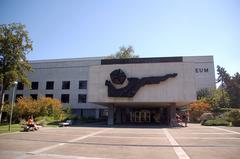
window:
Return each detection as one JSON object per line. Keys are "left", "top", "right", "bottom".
{"left": 78, "top": 94, "right": 87, "bottom": 103}
{"left": 62, "top": 81, "right": 70, "bottom": 89}
{"left": 31, "top": 82, "right": 39, "bottom": 90}
{"left": 61, "top": 94, "right": 69, "bottom": 103}
{"left": 45, "top": 94, "right": 53, "bottom": 98}
{"left": 46, "top": 81, "right": 54, "bottom": 90}
{"left": 4, "top": 94, "right": 9, "bottom": 102}
{"left": 17, "top": 82, "right": 24, "bottom": 90}
{"left": 30, "top": 94, "right": 38, "bottom": 100}
{"left": 79, "top": 81, "right": 87, "bottom": 89}
{"left": 15, "top": 94, "right": 23, "bottom": 102}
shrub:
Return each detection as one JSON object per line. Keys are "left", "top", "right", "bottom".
{"left": 16, "top": 97, "right": 38, "bottom": 118}
{"left": 2, "top": 104, "right": 20, "bottom": 123}
{"left": 19, "top": 119, "right": 27, "bottom": 126}
{"left": 226, "top": 110, "right": 240, "bottom": 126}
{"left": 36, "top": 97, "right": 62, "bottom": 118}
{"left": 35, "top": 116, "right": 55, "bottom": 126}
{"left": 203, "top": 118, "right": 229, "bottom": 126}
{"left": 200, "top": 113, "right": 214, "bottom": 124}
{"left": 217, "top": 111, "right": 229, "bottom": 120}
{"left": 16, "top": 97, "right": 65, "bottom": 120}
{"left": 56, "top": 105, "right": 72, "bottom": 121}
{"left": 189, "top": 101, "right": 210, "bottom": 122}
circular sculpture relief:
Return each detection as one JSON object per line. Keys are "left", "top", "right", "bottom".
{"left": 110, "top": 69, "right": 127, "bottom": 85}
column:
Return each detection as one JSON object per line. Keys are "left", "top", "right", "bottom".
{"left": 116, "top": 107, "right": 121, "bottom": 124}
{"left": 108, "top": 106, "right": 114, "bottom": 126}
{"left": 95, "top": 109, "right": 100, "bottom": 119}
{"left": 122, "top": 108, "right": 127, "bottom": 123}
{"left": 169, "top": 104, "right": 177, "bottom": 127}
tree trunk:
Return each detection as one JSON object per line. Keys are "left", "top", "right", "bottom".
{"left": 0, "top": 90, "right": 5, "bottom": 123}
{"left": 0, "top": 60, "right": 6, "bottom": 123}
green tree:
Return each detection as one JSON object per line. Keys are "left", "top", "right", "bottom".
{"left": 227, "top": 73, "right": 240, "bottom": 107}
{"left": 2, "top": 103, "right": 20, "bottom": 123}
{"left": 216, "top": 65, "right": 230, "bottom": 86}
{"left": 197, "top": 88, "right": 211, "bottom": 100}
{"left": 216, "top": 65, "right": 230, "bottom": 108}
{"left": 207, "top": 89, "right": 230, "bottom": 111}
{"left": 108, "top": 46, "right": 139, "bottom": 59}
{"left": 216, "top": 65, "right": 240, "bottom": 108}
{"left": 196, "top": 88, "right": 230, "bottom": 111}
{"left": 16, "top": 97, "right": 62, "bottom": 119}
{"left": 0, "top": 23, "right": 33, "bottom": 123}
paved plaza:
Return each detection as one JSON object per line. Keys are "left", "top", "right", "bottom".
{"left": 0, "top": 124, "right": 240, "bottom": 159}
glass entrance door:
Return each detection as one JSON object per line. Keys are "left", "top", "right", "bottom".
{"left": 132, "top": 110, "right": 151, "bottom": 123}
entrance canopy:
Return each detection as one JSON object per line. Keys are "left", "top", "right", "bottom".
{"left": 92, "top": 102, "right": 191, "bottom": 108}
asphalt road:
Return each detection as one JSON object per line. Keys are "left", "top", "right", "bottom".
{"left": 0, "top": 124, "right": 240, "bottom": 159}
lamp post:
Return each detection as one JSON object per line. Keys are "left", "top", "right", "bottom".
{"left": 8, "top": 81, "right": 18, "bottom": 132}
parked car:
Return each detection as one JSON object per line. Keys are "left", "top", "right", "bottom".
{"left": 58, "top": 120, "right": 72, "bottom": 127}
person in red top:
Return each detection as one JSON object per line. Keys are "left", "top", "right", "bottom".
{"left": 27, "top": 116, "right": 37, "bottom": 130}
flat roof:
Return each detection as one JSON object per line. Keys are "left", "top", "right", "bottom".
{"left": 30, "top": 56, "right": 103, "bottom": 64}
{"left": 29, "top": 55, "right": 213, "bottom": 64}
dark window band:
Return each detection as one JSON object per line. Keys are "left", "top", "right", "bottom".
{"left": 101, "top": 57, "right": 183, "bottom": 65}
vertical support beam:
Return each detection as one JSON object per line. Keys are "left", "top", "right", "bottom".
{"left": 108, "top": 106, "right": 114, "bottom": 126}
{"left": 95, "top": 109, "right": 100, "bottom": 119}
{"left": 115, "top": 107, "right": 121, "bottom": 124}
{"left": 169, "top": 104, "right": 177, "bottom": 127}
{"left": 122, "top": 108, "right": 127, "bottom": 123}
{"left": 80, "top": 109, "right": 83, "bottom": 117}
{"left": 159, "top": 108, "right": 162, "bottom": 124}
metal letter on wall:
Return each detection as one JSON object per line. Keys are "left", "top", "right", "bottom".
{"left": 105, "top": 69, "right": 178, "bottom": 97}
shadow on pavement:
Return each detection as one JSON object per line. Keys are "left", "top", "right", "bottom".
{"left": 70, "top": 121, "right": 187, "bottom": 129}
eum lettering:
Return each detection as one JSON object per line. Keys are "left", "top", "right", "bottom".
{"left": 195, "top": 68, "right": 208, "bottom": 73}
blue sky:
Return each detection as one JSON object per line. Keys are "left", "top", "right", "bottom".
{"left": 1, "top": 0, "right": 239, "bottom": 76}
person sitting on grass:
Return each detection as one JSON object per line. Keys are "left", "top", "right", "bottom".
{"left": 27, "top": 116, "right": 38, "bottom": 130}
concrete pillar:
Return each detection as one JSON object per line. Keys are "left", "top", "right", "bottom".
{"left": 108, "top": 106, "right": 114, "bottom": 126}
{"left": 95, "top": 109, "right": 100, "bottom": 119}
{"left": 116, "top": 108, "right": 121, "bottom": 124}
{"left": 122, "top": 109, "right": 127, "bottom": 123}
{"left": 169, "top": 104, "right": 177, "bottom": 127}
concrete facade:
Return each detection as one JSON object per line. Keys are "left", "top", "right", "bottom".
{"left": 88, "top": 56, "right": 215, "bottom": 125}
{"left": 3, "top": 56, "right": 215, "bottom": 124}
{"left": 88, "top": 62, "right": 196, "bottom": 106}
{"left": 4, "top": 57, "right": 106, "bottom": 119}
{"left": 183, "top": 56, "right": 215, "bottom": 91}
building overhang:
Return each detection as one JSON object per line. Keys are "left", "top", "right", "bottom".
{"left": 89, "top": 101, "right": 193, "bottom": 108}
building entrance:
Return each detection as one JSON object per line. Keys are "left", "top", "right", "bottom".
{"left": 130, "top": 110, "right": 151, "bottom": 123}
{"left": 126, "top": 107, "right": 169, "bottom": 124}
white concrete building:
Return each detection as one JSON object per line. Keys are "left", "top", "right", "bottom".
{"left": 4, "top": 56, "right": 215, "bottom": 125}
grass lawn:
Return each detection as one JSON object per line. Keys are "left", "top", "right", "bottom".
{"left": 0, "top": 124, "right": 21, "bottom": 134}
{"left": 46, "top": 123, "right": 59, "bottom": 127}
